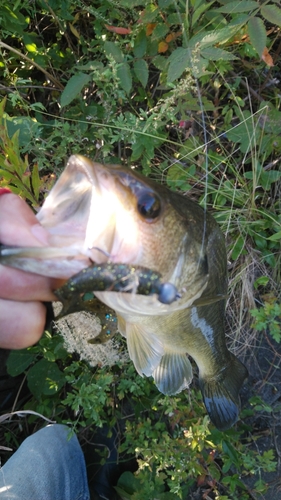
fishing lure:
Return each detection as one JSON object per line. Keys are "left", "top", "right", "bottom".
{"left": 54, "top": 262, "right": 179, "bottom": 319}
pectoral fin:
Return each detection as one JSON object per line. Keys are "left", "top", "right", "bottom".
{"left": 153, "top": 352, "right": 193, "bottom": 396}
{"left": 199, "top": 354, "right": 248, "bottom": 431}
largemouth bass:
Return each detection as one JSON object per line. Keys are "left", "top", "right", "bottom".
{"left": 0, "top": 155, "right": 248, "bottom": 430}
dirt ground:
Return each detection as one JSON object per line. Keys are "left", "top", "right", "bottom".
{"left": 239, "top": 331, "right": 281, "bottom": 499}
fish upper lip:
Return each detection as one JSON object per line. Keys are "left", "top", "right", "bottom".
{"left": 71, "top": 156, "right": 141, "bottom": 265}
{"left": 72, "top": 154, "right": 100, "bottom": 187}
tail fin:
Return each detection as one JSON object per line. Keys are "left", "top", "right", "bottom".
{"left": 199, "top": 355, "right": 248, "bottom": 431}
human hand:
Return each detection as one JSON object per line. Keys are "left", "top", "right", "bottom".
{"left": 0, "top": 190, "right": 57, "bottom": 349}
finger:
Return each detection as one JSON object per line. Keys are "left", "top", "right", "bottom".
{"left": 0, "top": 193, "right": 50, "bottom": 246}
{"left": 0, "top": 193, "right": 57, "bottom": 300}
{"left": 0, "top": 299, "right": 47, "bottom": 349}
{"left": 0, "top": 265, "right": 57, "bottom": 301}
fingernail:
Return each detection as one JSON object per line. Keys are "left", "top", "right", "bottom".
{"left": 0, "top": 188, "right": 11, "bottom": 196}
{"left": 31, "top": 223, "right": 50, "bottom": 245}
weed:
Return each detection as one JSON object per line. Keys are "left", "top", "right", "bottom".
{"left": 1, "top": 0, "right": 280, "bottom": 498}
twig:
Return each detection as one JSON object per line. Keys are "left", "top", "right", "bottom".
{"left": 11, "top": 373, "right": 27, "bottom": 413}
{"left": 0, "top": 41, "right": 64, "bottom": 90}
{"left": 229, "top": 71, "right": 263, "bottom": 102}
{"left": 0, "top": 445, "right": 13, "bottom": 452}
{"left": 0, "top": 410, "right": 56, "bottom": 424}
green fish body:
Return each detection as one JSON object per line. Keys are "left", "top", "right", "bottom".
{"left": 0, "top": 155, "right": 248, "bottom": 430}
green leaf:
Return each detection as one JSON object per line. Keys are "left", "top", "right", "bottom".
{"left": 190, "top": 24, "right": 243, "bottom": 49}
{"left": 216, "top": 1, "right": 258, "bottom": 13}
{"left": 152, "top": 54, "right": 169, "bottom": 71}
{"left": 119, "top": 0, "right": 144, "bottom": 6}
{"left": 116, "top": 471, "right": 139, "bottom": 495}
{"left": 201, "top": 47, "right": 238, "bottom": 61}
{"left": 222, "top": 441, "right": 240, "bottom": 466}
{"left": 5, "top": 116, "right": 40, "bottom": 147}
{"left": 31, "top": 163, "right": 41, "bottom": 201}
{"left": 151, "top": 23, "right": 169, "bottom": 41}
{"left": 134, "top": 29, "right": 147, "bottom": 58}
{"left": 254, "top": 276, "right": 270, "bottom": 288}
{"left": 104, "top": 41, "right": 124, "bottom": 63}
{"left": 159, "top": 0, "right": 175, "bottom": 7}
{"left": 191, "top": 1, "right": 216, "bottom": 27}
{"left": 1, "top": 5, "right": 28, "bottom": 35}
{"left": 27, "top": 359, "right": 65, "bottom": 398}
{"left": 76, "top": 61, "right": 104, "bottom": 71}
{"left": 131, "top": 140, "right": 145, "bottom": 161}
{"left": 226, "top": 109, "right": 262, "bottom": 153}
{"left": 133, "top": 59, "right": 149, "bottom": 87}
{"left": 117, "top": 62, "right": 132, "bottom": 94}
{"left": 248, "top": 17, "right": 266, "bottom": 57}
{"left": 261, "top": 4, "right": 281, "bottom": 28}
{"left": 231, "top": 234, "right": 246, "bottom": 260}
{"left": 167, "top": 47, "right": 191, "bottom": 82}
{"left": 138, "top": 4, "right": 159, "bottom": 23}
{"left": 60, "top": 73, "right": 91, "bottom": 108}
{"left": 7, "top": 349, "right": 37, "bottom": 377}
{"left": 267, "top": 230, "right": 281, "bottom": 241}
{"left": 264, "top": 170, "right": 281, "bottom": 183}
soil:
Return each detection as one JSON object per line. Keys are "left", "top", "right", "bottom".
{"left": 239, "top": 331, "right": 281, "bottom": 499}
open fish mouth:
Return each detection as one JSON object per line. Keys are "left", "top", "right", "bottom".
{"left": 0, "top": 156, "right": 142, "bottom": 278}
{"left": 36, "top": 155, "right": 136, "bottom": 265}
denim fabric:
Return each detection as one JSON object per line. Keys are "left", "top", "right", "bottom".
{"left": 0, "top": 424, "right": 90, "bottom": 500}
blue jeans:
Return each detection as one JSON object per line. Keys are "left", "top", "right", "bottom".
{"left": 0, "top": 424, "right": 90, "bottom": 500}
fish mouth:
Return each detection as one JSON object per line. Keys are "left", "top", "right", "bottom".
{"left": 0, "top": 155, "right": 141, "bottom": 278}
{"left": 37, "top": 155, "right": 116, "bottom": 259}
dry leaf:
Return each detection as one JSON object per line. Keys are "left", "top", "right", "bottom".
{"left": 146, "top": 23, "right": 157, "bottom": 36}
{"left": 158, "top": 41, "right": 169, "bottom": 53}
{"left": 261, "top": 47, "right": 274, "bottom": 67}
{"left": 197, "top": 474, "right": 207, "bottom": 486}
{"left": 105, "top": 25, "right": 131, "bottom": 34}
{"left": 69, "top": 22, "right": 80, "bottom": 39}
{"left": 165, "top": 31, "right": 182, "bottom": 43}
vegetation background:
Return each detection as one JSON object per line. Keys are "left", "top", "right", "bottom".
{"left": 0, "top": 0, "right": 280, "bottom": 498}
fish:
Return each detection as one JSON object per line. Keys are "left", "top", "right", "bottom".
{"left": 0, "top": 155, "right": 248, "bottom": 430}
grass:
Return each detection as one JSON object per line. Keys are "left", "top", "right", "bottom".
{"left": 0, "top": 0, "right": 281, "bottom": 498}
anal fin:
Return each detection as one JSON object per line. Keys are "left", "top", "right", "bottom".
{"left": 153, "top": 352, "right": 193, "bottom": 396}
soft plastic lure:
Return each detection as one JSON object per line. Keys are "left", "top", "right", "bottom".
{"left": 54, "top": 262, "right": 179, "bottom": 319}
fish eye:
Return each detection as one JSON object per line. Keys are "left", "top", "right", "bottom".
{"left": 137, "top": 191, "right": 161, "bottom": 220}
